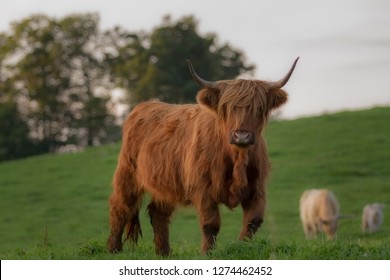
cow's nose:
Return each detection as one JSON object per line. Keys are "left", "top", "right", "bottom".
{"left": 230, "top": 130, "right": 255, "bottom": 146}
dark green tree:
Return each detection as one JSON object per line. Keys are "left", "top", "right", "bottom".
{"left": 57, "top": 14, "right": 119, "bottom": 146}
{"left": 111, "top": 15, "right": 255, "bottom": 105}
{"left": 0, "top": 32, "right": 35, "bottom": 161}
{"left": 0, "top": 101, "right": 34, "bottom": 161}
{"left": 1, "top": 13, "right": 118, "bottom": 153}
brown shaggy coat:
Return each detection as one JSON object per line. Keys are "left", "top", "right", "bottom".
{"left": 107, "top": 60, "right": 298, "bottom": 255}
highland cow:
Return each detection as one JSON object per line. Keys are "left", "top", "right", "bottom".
{"left": 299, "top": 189, "right": 340, "bottom": 240}
{"left": 107, "top": 58, "right": 299, "bottom": 255}
{"left": 361, "top": 203, "right": 384, "bottom": 233}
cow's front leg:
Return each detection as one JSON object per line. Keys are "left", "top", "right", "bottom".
{"left": 303, "top": 223, "right": 316, "bottom": 239}
{"left": 239, "top": 188, "right": 265, "bottom": 240}
{"left": 196, "top": 200, "right": 220, "bottom": 254}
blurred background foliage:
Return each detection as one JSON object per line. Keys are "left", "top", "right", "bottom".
{"left": 0, "top": 13, "right": 254, "bottom": 161}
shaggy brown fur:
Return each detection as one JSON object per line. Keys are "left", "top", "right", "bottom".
{"left": 107, "top": 62, "right": 297, "bottom": 256}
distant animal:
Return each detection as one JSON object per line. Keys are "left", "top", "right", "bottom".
{"left": 361, "top": 203, "right": 384, "bottom": 233}
{"left": 107, "top": 57, "right": 299, "bottom": 256}
{"left": 299, "top": 189, "right": 340, "bottom": 239}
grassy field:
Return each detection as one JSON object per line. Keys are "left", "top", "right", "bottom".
{"left": 0, "top": 107, "right": 389, "bottom": 259}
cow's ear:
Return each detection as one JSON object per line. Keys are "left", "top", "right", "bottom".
{"left": 268, "top": 88, "right": 288, "bottom": 110}
{"left": 196, "top": 88, "right": 221, "bottom": 111}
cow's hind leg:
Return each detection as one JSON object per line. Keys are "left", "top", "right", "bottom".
{"left": 197, "top": 200, "right": 220, "bottom": 254}
{"left": 107, "top": 164, "right": 143, "bottom": 253}
{"left": 147, "top": 200, "right": 175, "bottom": 256}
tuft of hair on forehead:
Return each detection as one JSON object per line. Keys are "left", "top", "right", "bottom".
{"left": 217, "top": 79, "right": 270, "bottom": 128}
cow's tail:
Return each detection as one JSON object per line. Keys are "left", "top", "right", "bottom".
{"left": 125, "top": 209, "right": 143, "bottom": 244}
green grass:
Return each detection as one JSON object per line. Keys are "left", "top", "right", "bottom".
{"left": 0, "top": 106, "right": 389, "bottom": 259}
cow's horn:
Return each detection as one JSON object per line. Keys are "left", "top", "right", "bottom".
{"left": 186, "top": 59, "right": 219, "bottom": 90}
{"left": 267, "top": 57, "right": 299, "bottom": 90}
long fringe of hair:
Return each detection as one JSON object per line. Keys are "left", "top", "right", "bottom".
{"left": 217, "top": 80, "right": 270, "bottom": 130}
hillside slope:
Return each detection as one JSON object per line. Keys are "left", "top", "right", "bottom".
{"left": 0, "top": 107, "right": 389, "bottom": 258}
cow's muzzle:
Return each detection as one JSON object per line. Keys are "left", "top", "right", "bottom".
{"left": 230, "top": 130, "right": 255, "bottom": 147}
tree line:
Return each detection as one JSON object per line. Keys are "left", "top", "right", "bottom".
{"left": 0, "top": 13, "right": 254, "bottom": 161}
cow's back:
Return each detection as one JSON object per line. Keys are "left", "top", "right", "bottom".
{"left": 317, "top": 190, "right": 339, "bottom": 220}
{"left": 120, "top": 100, "right": 204, "bottom": 203}
{"left": 122, "top": 100, "right": 198, "bottom": 150}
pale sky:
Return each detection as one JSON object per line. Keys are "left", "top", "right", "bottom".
{"left": 1, "top": 0, "right": 389, "bottom": 118}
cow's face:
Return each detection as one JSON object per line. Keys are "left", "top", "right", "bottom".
{"left": 321, "top": 219, "right": 338, "bottom": 240}
{"left": 196, "top": 80, "right": 288, "bottom": 148}
{"left": 188, "top": 58, "right": 299, "bottom": 148}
